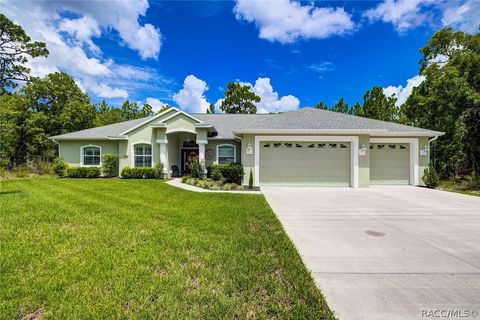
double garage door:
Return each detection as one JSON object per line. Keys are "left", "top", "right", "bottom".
{"left": 259, "top": 141, "right": 411, "bottom": 186}
{"left": 259, "top": 141, "right": 351, "bottom": 186}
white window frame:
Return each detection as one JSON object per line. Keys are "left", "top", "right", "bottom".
{"left": 80, "top": 144, "right": 102, "bottom": 167}
{"left": 216, "top": 144, "right": 236, "bottom": 164}
{"left": 370, "top": 137, "right": 419, "bottom": 186}
{"left": 131, "top": 142, "right": 153, "bottom": 168}
{"left": 254, "top": 136, "right": 359, "bottom": 188}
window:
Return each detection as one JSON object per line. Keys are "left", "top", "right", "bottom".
{"left": 388, "top": 144, "right": 396, "bottom": 150}
{"left": 377, "top": 144, "right": 385, "bottom": 149}
{"left": 82, "top": 146, "right": 101, "bottom": 166}
{"left": 134, "top": 144, "right": 152, "bottom": 167}
{"left": 329, "top": 143, "right": 337, "bottom": 148}
{"left": 307, "top": 143, "right": 315, "bottom": 148}
{"left": 217, "top": 144, "right": 236, "bottom": 164}
{"left": 399, "top": 144, "right": 407, "bottom": 150}
{"left": 284, "top": 143, "right": 293, "bottom": 148}
{"left": 263, "top": 143, "right": 271, "bottom": 148}
{"left": 340, "top": 143, "right": 348, "bottom": 149}
{"left": 318, "top": 143, "right": 326, "bottom": 148}
{"left": 273, "top": 143, "right": 282, "bottom": 148}
{"left": 295, "top": 143, "right": 303, "bottom": 148}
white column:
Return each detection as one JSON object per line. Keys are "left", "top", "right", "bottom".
{"left": 159, "top": 142, "right": 168, "bottom": 173}
{"left": 198, "top": 142, "right": 206, "bottom": 173}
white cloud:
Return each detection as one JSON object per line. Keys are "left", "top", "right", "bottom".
{"left": 364, "top": 0, "right": 480, "bottom": 33}
{"left": 0, "top": 0, "right": 163, "bottom": 100}
{"left": 441, "top": 1, "right": 480, "bottom": 33}
{"left": 383, "top": 75, "right": 425, "bottom": 106}
{"left": 234, "top": 0, "right": 355, "bottom": 43}
{"left": 250, "top": 77, "right": 300, "bottom": 113}
{"left": 173, "top": 75, "right": 210, "bottom": 113}
{"left": 145, "top": 97, "right": 166, "bottom": 113}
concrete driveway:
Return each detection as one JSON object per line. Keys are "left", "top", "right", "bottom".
{"left": 262, "top": 186, "right": 480, "bottom": 320}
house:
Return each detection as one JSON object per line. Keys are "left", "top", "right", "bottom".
{"left": 50, "top": 107, "right": 443, "bottom": 187}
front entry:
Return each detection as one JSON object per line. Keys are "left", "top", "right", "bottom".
{"left": 181, "top": 149, "right": 199, "bottom": 174}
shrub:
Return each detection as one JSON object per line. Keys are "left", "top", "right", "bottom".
{"left": 188, "top": 157, "right": 203, "bottom": 179}
{"left": 34, "top": 160, "right": 53, "bottom": 175}
{"left": 248, "top": 168, "right": 253, "bottom": 189}
{"left": 121, "top": 167, "right": 157, "bottom": 179}
{"left": 154, "top": 162, "right": 165, "bottom": 179}
{"left": 66, "top": 166, "right": 101, "bottom": 178}
{"left": 102, "top": 153, "right": 119, "bottom": 177}
{"left": 211, "top": 163, "right": 244, "bottom": 184}
{"left": 181, "top": 175, "right": 190, "bottom": 183}
{"left": 211, "top": 167, "right": 223, "bottom": 181}
{"left": 53, "top": 158, "right": 68, "bottom": 177}
{"left": 223, "top": 183, "right": 241, "bottom": 191}
{"left": 423, "top": 164, "right": 440, "bottom": 188}
{"left": 13, "top": 165, "right": 31, "bottom": 178}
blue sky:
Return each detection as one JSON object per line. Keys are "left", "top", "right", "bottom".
{"left": 1, "top": 0, "right": 478, "bottom": 113}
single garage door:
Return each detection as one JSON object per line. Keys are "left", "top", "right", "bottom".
{"left": 370, "top": 143, "right": 410, "bottom": 185}
{"left": 259, "top": 141, "right": 351, "bottom": 186}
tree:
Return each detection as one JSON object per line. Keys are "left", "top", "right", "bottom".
{"left": 95, "top": 100, "right": 123, "bottom": 126}
{"left": 314, "top": 101, "right": 329, "bottom": 110}
{"left": 333, "top": 98, "right": 350, "bottom": 113}
{"left": 119, "top": 100, "right": 153, "bottom": 121}
{"left": 220, "top": 82, "right": 261, "bottom": 114}
{"left": 351, "top": 102, "right": 363, "bottom": 116}
{"left": 401, "top": 28, "right": 480, "bottom": 178}
{"left": 362, "top": 86, "right": 398, "bottom": 122}
{"left": 206, "top": 104, "right": 215, "bottom": 114}
{"left": 0, "top": 14, "right": 49, "bottom": 92}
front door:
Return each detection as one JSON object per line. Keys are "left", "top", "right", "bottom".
{"left": 181, "top": 149, "right": 199, "bottom": 174}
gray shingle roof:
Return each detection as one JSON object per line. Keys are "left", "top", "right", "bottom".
{"left": 192, "top": 113, "right": 270, "bottom": 139}
{"left": 50, "top": 116, "right": 155, "bottom": 139}
{"left": 51, "top": 108, "right": 442, "bottom": 140}
{"left": 237, "top": 108, "right": 442, "bottom": 135}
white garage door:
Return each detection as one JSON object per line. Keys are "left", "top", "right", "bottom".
{"left": 370, "top": 143, "right": 410, "bottom": 185}
{"left": 259, "top": 141, "right": 351, "bottom": 186}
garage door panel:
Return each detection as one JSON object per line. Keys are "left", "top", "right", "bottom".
{"left": 370, "top": 143, "right": 410, "bottom": 185}
{"left": 260, "top": 141, "right": 350, "bottom": 186}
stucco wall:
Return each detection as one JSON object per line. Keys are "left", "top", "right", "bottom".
{"left": 358, "top": 135, "right": 370, "bottom": 188}
{"left": 418, "top": 136, "right": 429, "bottom": 186}
{"left": 59, "top": 140, "right": 119, "bottom": 167}
{"left": 204, "top": 140, "right": 241, "bottom": 168}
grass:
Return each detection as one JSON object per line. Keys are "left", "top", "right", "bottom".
{"left": 438, "top": 178, "right": 480, "bottom": 197}
{"left": 0, "top": 178, "right": 333, "bottom": 319}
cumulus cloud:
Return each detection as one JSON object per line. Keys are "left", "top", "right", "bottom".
{"left": 0, "top": 0, "right": 163, "bottom": 100}
{"left": 145, "top": 97, "right": 167, "bottom": 113}
{"left": 233, "top": 0, "right": 355, "bottom": 43}
{"left": 383, "top": 75, "right": 425, "bottom": 106}
{"left": 250, "top": 78, "right": 300, "bottom": 113}
{"left": 173, "top": 75, "right": 210, "bottom": 113}
{"left": 364, "top": 0, "right": 480, "bottom": 33}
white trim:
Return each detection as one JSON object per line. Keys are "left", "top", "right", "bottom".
{"left": 196, "top": 139, "right": 208, "bottom": 144}
{"left": 131, "top": 141, "right": 154, "bottom": 168}
{"left": 216, "top": 144, "right": 237, "bottom": 164}
{"left": 370, "top": 137, "right": 419, "bottom": 186}
{"left": 370, "top": 132, "right": 444, "bottom": 137}
{"left": 120, "top": 107, "right": 178, "bottom": 135}
{"left": 80, "top": 144, "right": 102, "bottom": 167}
{"left": 254, "top": 136, "right": 359, "bottom": 188}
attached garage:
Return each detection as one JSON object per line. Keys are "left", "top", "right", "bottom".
{"left": 370, "top": 143, "right": 410, "bottom": 185}
{"left": 259, "top": 141, "right": 351, "bottom": 186}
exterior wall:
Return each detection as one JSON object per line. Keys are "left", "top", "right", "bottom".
{"left": 59, "top": 140, "right": 119, "bottom": 167}
{"left": 241, "top": 134, "right": 255, "bottom": 185}
{"left": 358, "top": 135, "right": 370, "bottom": 188}
{"left": 165, "top": 113, "right": 197, "bottom": 133}
{"left": 204, "top": 140, "right": 241, "bottom": 168}
{"left": 418, "top": 136, "right": 429, "bottom": 186}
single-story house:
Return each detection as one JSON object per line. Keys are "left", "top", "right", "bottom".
{"left": 50, "top": 107, "right": 443, "bottom": 187}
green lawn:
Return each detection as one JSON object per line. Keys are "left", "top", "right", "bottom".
{"left": 0, "top": 178, "right": 333, "bottom": 319}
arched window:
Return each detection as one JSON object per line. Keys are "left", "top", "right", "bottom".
{"left": 217, "top": 144, "right": 236, "bottom": 164}
{"left": 133, "top": 143, "right": 152, "bottom": 167}
{"left": 81, "top": 145, "right": 101, "bottom": 166}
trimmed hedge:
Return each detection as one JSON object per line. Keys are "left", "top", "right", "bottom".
{"left": 121, "top": 167, "right": 157, "bottom": 179}
{"left": 210, "top": 163, "right": 244, "bottom": 184}
{"left": 66, "top": 166, "right": 101, "bottom": 178}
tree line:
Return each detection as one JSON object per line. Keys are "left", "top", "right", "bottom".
{"left": 1, "top": 13, "right": 479, "bottom": 180}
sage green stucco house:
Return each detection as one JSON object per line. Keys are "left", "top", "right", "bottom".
{"left": 50, "top": 107, "right": 443, "bottom": 187}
